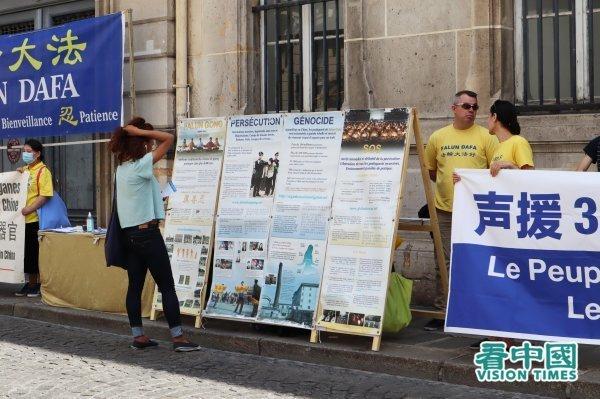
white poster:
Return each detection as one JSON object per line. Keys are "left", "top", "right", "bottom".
{"left": 156, "top": 117, "right": 226, "bottom": 314}
{"left": 317, "top": 108, "right": 412, "bottom": 334}
{"left": 0, "top": 172, "right": 28, "bottom": 284}
{"left": 257, "top": 112, "right": 344, "bottom": 328}
{"left": 205, "top": 114, "right": 284, "bottom": 320}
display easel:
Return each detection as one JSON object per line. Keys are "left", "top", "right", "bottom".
{"left": 149, "top": 118, "right": 228, "bottom": 329}
{"left": 310, "top": 108, "right": 447, "bottom": 351}
{"left": 398, "top": 111, "right": 447, "bottom": 321}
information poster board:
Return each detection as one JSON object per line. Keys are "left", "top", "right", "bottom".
{"left": 0, "top": 171, "right": 28, "bottom": 283}
{"left": 315, "top": 108, "right": 413, "bottom": 337}
{"left": 154, "top": 117, "right": 226, "bottom": 316}
{"left": 204, "top": 114, "right": 283, "bottom": 320}
{"left": 257, "top": 112, "right": 344, "bottom": 328}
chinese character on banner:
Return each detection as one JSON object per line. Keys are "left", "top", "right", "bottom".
{"left": 46, "top": 29, "right": 87, "bottom": 66}
{"left": 473, "top": 191, "right": 514, "bottom": 235}
{"left": 0, "top": 221, "right": 6, "bottom": 241}
{"left": 59, "top": 106, "right": 79, "bottom": 126}
{"left": 517, "top": 193, "right": 562, "bottom": 239}
{"left": 9, "top": 38, "right": 42, "bottom": 71}
{"left": 8, "top": 222, "right": 17, "bottom": 241}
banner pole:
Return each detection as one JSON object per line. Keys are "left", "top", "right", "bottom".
{"left": 126, "top": 9, "right": 136, "bottom": 116}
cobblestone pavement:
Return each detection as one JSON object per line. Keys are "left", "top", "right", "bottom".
{"left": 0, "top": 316, "right": 552, "bottom": 399}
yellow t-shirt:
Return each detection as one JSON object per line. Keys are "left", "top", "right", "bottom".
{"left": 24, "top": 162, "right": 53, "bottom": 224}
{"left": 491, "top": 135, "right": 534, "bottom": 168}
{"left": 425, "top": 124, "right": 498, "bottom": 212}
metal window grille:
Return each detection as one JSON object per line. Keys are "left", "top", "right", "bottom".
{"left": 0, "top": 20, "right": 34, "bottom": 35}
{"left": 520, "top": 0, "right": 600, "bottom": 112}
{"left": 254, "top": 0, "right": 344, "bottom": 113}
{"left": 52, "top": 9, "right": 95, "bottom": 26}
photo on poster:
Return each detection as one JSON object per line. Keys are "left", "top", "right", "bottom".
{"left": 175, "top": 124, "right": 224, "bottom": 155}
{"left": 218, "top": 240, "right": 235, "bottom": 250}
{"left": 250, "top": 151, "right": 281, "bottom": 198}
{"left": 215, "top": 258, "right": 233, "bottom": 270}
{"left": 206, "top": 278, "right": 263, "bottom": 318}
{"left": 258, "top": 240, "right": 323, "bottom": 328}
{"left": 341, "top": 108, "right": 408, "bottom": 148}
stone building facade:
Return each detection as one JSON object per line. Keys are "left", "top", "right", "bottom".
{"left": 1, "top": 0, "right": 598, "bottom": 305}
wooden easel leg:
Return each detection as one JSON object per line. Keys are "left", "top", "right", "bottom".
{"left": 195, "top": 315, "right": 202, "bottom": 329}
{"left": 371, "top": 335, "right": 381, "bottom": 351}
{"left": 412, "top": 110, "right": 448, "bottom": 320}
{"left": 310, "top": 329, "right": 318, "bottom": 344}
{"left": 150, "top": 307, "right": 157, "bottom": 321}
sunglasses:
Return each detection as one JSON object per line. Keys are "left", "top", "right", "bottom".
{"left": 455, "top": 103, "right": 479, "bottom": 111}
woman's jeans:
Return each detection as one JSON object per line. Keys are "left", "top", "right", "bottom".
{"left": 124, "top": 225, "right": 182, "bottom": 337}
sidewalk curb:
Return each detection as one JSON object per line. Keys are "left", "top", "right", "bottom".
{"left": 2, "top": 301, "right": 597, "bottom": 399}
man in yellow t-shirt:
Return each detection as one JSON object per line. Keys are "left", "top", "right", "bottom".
{"left": 423, "top": 90, "right": 498, "bottom": 330}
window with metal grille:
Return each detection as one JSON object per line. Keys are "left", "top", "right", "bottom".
{"left": 52, "top": 9, "right": 95, "bottom": 26}
{"left": 516, "top": 0, "right": 600, "bottom": 112}
{"left": 254, "top": 0, "right": 344, "bottom": 113}
{"left": 0, "top": 20, "right": 34, "bottom": 35}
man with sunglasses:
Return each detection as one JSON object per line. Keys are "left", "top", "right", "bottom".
{"left": 423, "top": 90, "right": 498, "bottom": 331}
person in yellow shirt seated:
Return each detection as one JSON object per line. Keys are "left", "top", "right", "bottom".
{"left": 423, "top": 90, "right": 498, "bottom": 331}
{"left": 15, "top": 139, "right": 54, "bottom": 298}
{"left": 487, "top": 100, "right": 534, "bottom": 175}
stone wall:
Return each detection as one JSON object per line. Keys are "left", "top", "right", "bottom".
{"left": 100, "top": 0, "right": 600, "bottom": 307}
{"left": 187, "top": 0, "right": 261, "bottom": 117}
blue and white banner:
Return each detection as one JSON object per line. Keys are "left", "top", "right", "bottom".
{"left": 446, "top": 169, "right": 600, "bottom": 345}
{"left": 0, "top": 13, "right": 124, "bottom": 138}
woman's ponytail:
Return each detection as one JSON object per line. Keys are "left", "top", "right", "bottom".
{"left": 490, "top": 100, "right": 520, "bottom": 135}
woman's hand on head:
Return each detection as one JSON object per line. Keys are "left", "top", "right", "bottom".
{"left": 124, "top": 124, "right": 144, "bottom": 137}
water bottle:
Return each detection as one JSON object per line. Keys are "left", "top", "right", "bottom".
{"left": 86, "top": 212, "right": 94, "bottom": 232}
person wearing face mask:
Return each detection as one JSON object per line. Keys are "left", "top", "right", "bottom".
{"left": 15, "top": 139, "right": 53, "bottom": 297}
{"left": 109, "top": 117, "right": 199, "bottom": 352}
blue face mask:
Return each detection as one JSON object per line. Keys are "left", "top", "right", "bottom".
{"left": 22, "top": 152, "right": 35, "bottom": 164}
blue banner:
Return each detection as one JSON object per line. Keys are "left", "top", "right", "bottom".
{"left": 0, "top": 13, "right": 123, "bottom": 138}
{"left": 446, "top": 169, "right": 600, "bottom": 345}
